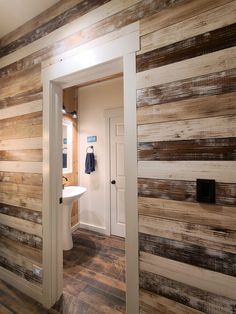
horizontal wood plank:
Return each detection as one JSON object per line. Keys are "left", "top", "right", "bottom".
{"left": 0, "top": 138, "right": 42, "bottom": 151}
{"left": 0, "top": 256, "right": 41, "bottom": 285}
{"left": 0, "top": 193, "right": 42, "bottom": 212}
{"left": 0, "top": 224, "right": 42, "bottom": 249}
{"left": 0, "top": 235, "right": 42, "bottom": 264}
{"left": 0, "top": 150, "right": 42, "bottom": 162}
{"left": 138, "top": 197, "right": 236, "bottom": 230}
{"left": 0, "top": 65, "right": 41, "bottom": 100}
{"left": 140, "top": 289, "right": 203, "bottom": 314}
{"left": 137, "top": 92, "right": 236, "bottom": 125}
{"left": 0, "top": 161, "right": 42, "bottom": 174}
{"left": 137, "top": 23, "right": 236, "bottom": 72}
{"left": 0, "top": 182, "right": 42, "bottom": 199}
{"left": 140, "top": 252, "right": 236, "bottom": 300}
{"left": 139, "top": 233, "right": 236, "bottom": 276}
{"left": 0, "top": 213, "right": 42, "bottom": 237}
{"left": 139, "top": 215, "right": 236, "bottom": 254}
{"left": 140, "top": 271, "right": 236, "bottom": 314}
{"left": 0, "top": 100, "right": 42, "bottom": 120}
{"left": 140, "top": 0, "right": 233, "bottom": 36}
{"left": 0, "top": 172, "right": 42, "bottom": 186}
{"left": 138, "top": 138, "right": 236, "bottom": 161}
{"left": 0, "top": 203, "right": 42, "bottom": 223}
{"left": 139, "top": 1, "right": 236, "bottom": 54}
{"left": 138, "top": 160, "right": 236, "bottom": 183}
{"left": 138, "top": 115, "right": 236, "bottom": 142}
{"left": 136, "top": 46, "right": 236, "bottom": 89}
{"left": 138, "top": 178, "right": 236, "bottom": 206}
{"left": 136, "top": 69, "right": 236, "bottom": 107}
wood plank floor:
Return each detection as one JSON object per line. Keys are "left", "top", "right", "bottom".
{"left": 0, "top": 228, "right": 126, "bottom": 314}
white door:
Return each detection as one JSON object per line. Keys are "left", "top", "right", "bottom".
{"left": 110, "top": 115, "right": 125, "bottom": 237}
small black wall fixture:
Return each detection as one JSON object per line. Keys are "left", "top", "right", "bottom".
{"left": 196, "top": 179, "right": 215, "bottom": 204}
{"left": 62, "top": 105, "right": 78, "bottom": 119}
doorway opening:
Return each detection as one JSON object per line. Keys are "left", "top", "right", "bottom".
{"left": 42, "top": 26, "right": 139, "bottom": 313}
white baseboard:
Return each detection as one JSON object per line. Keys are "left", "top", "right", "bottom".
{"left": 0, "top": 266, "right": 43, "bottom": 303}
{"left": 79, "top": 222, "right": 107, "bottom": 235}
{"left": 71, "top": 222, "right": 80, "bottom": 232}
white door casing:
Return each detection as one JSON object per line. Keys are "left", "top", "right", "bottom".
{"left": 42, "top": 23, "right": 139, "bottom": 313}
{"left": 110, "top": 115, "right": 125, "bottom": 237}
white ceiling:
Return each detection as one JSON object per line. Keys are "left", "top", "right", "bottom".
{"left": 0, "top": 0, "right": 60, "bottom": 39}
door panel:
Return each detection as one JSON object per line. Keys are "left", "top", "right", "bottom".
{"left": 110, "top": 115, "right": 125, "bottom": 237}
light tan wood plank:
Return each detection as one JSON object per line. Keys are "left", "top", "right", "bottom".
{"left": 0, "top": 125, "right": 42, "bottom": 141}
{"left": 137, "top": 92, "right": 236, "bottom": 125}
{"left": 0, "top": 182, "right": 42, "bottom": 200}
{"left": 0, "top": 193, "right": 42, "bottom": 212}
{"left": 0, "top": 0, "right": 141, "bottom": 69}
{"left": 0, "top": 213, "right": 42, "bottom": 237}
{"left": 0, "top": 138, "right": 42, "bottom": 151}
{"left": 0, "top": 100, "right": 42, "bottom": 120}
{"left": 139, "top": 1, "right": 236, "bottom": 54}
{"left": 136, "top": 46, "right": 236, "bottom": 89}
{"left": 139, "top": 214, "right": 236, "bottom": 254}
{"left": 0, "top": 161, "right": 42, "bottom": 174}
{"left": 138, "top": 161, "right": 236, "bottom": 183}
{"left": 140, "top": 252, "right": 236, "bottom": 300}
{"left": 140, "top": 289, "right": 203, "bottom": 314}
{"left": 0, "top": 65, "right": 41, "bottom": 100}
{"left": 138, "top": 197, "right": 236, "bottom": 231}
{"left": 138, "top": 115, "right": 236, "bottom": 142}
{"left": 140, "top": 0, "right": 232, "bottom": 36}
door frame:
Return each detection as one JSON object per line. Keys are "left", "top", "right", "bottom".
{"left": 42, "top": 23, "right": 140, "bottom": 313}
{"left": 104, "top": 107, "right": 124, "bottom": 236}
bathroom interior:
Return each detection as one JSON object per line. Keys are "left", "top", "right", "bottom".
{"left": 58, "top": 72, "right": 126, "bottom": 312}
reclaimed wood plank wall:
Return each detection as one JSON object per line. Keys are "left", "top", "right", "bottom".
{"left": 0, "top": 0, "right": 235, "bottom": 312}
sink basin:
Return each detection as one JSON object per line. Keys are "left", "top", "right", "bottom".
{"left": 61, "top": 186, "right": 87, "bottom": 250}
{"left": 63, "top": 186, "right": 87, "bottom": 205}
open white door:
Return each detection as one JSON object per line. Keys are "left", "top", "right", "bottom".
{"left": 110, "top": 115, "right": 125, "bottom": 237}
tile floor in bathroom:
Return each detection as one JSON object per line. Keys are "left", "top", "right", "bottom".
{"left": 0, "top": 228, "right": 126, "bottom": 314}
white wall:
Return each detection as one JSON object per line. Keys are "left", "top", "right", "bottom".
{"left": 78, "top": 77, "right": 123, "bottom": 232}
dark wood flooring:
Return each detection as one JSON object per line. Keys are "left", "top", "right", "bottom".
{"left": 0, "top": 228, "right": 126, "bottom": 314}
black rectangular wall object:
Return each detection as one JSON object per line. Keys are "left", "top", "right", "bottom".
{"left": 196, "top": 179, "right": 215, "bottom": 203}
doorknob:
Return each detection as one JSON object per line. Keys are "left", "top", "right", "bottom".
{"left": 111, "top": 180, "right": 116, "bottom": 184}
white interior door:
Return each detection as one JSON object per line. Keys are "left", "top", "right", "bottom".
{"left": 110, "top": 115, "right": 125, "bottom": 237}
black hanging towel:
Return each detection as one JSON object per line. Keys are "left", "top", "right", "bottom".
{"left": 85, "top": 146, "right": 95, "bottom": 174}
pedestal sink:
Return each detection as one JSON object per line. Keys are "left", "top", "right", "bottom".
{"left": 62, "top": 186, "right": 87, "bottom": 250}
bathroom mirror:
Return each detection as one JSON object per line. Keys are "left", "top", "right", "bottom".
{"left": 62, "top": 119, "right": 73, "bottom": 173}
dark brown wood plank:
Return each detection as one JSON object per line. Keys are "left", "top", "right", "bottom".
{"left": 0, "top": 149, "right": 42, "bottom": 162}
{"left": 139, "top": 233, "right": 236, "bottom": 276}
{"left": 136, "top": 68, "right": 236, "bottom": 107}
{"left": 138, "top": 138, "right": 236, "bottom": 161}
{"left": 0, "top": 0, "right": 111, "bottom": 58}
{"left": 0, "top": 224, "right": 42, "bottom": 249}
{"left": 139, "top": 271, "right": 236, "bottom": 314}
{"left": 137, "top": 23, "right": 236, "bottom": 72}
{"left": 0, "top": 203, "right": 42, "bottom": 224}
{"left": 138, "top": 178, "right": 236, "bottom": 206}
{"left": 0, "top": 172, "right": 42, "bottom": 186}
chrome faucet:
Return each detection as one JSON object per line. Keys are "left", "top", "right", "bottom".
{"left": 62, "top": 176, "right": 68, "bottom": 189}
